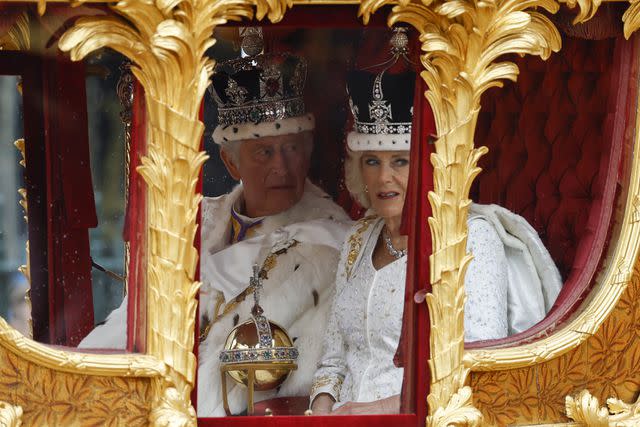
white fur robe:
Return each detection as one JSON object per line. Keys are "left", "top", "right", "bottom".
{"left": 197, "top": 181, "right": 351, "bottom": 417}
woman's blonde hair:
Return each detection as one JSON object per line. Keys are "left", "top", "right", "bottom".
{"left": 344, "top": 149, "right": 371, "bottom": 209}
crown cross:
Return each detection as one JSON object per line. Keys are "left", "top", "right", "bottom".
{"left": 250, "top": 264, "right": 264, "bottom": 316}
{"left": 260, "top": 63, "right": 283, "bottom": 100}
{"left": 290, "top": 61, "right": 306, "bottom": 94}
{"left": 369, "top": 71, "right": 393, "bottom": 130}
{"left": 225, "top": 78, "right": 248, "bottom": 106}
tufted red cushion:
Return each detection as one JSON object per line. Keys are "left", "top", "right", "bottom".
{"left": 468, "top": 35, "right": 632, "bottom": 347}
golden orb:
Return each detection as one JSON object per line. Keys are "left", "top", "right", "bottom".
{"left": 220, "top": 318, "right": 298, "bottom": 391}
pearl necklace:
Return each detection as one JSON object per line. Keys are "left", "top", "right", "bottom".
{"left": 383, "top": 227, "right": 407, "bottom": 259}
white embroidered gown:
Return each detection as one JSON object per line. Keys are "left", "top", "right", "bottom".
{"left": 310, "top": 215, "right": 512, "bottom": 406}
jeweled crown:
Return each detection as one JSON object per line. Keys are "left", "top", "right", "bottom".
{"left": 347, "top": 70, "right": 415, "bottom": 136}
{"left": 346, "top": 27, "right": 417, "bottom": 151}
{"left": 210, "top": 53, "right": 309, "bottom": 127}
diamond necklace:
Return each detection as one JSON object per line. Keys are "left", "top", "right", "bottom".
{"left": 383, "top": 227, "right": 407, "bottom": 259}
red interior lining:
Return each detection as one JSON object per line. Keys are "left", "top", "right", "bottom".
{"left": 467, "top": 35, "right": 633, "bottom": 348}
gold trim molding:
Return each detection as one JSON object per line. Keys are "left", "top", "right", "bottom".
{"left": 0, "top": 317, "right": 165, "bottom": 377}
{"left": 0, "top": 343, "right": 153, "bottom": 426}
{"left": 0, "top": 1, "right": 637, "bottom": 426}
{"left": 0, "top": 401, "right": 22, "bottom": 427}
{"left": 560, "top": 0, "right": 603, "bottom": 25}
{"left": 566, "top": 390, "right": 640, "bottom": 426}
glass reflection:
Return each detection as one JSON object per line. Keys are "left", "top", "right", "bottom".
{"left": 197, "top": 27, "right": 415, "bottom": 417}
{"left": 75, "top": 50, "right": 131, "bottom": 350}
{"left": 85, "top": 50, "right": 127, "bottom": 334}
{"left": 0, "top": 47, "right": 130, "bottom": 349}
{"left": 0, "top": 75, "right": 29, "bottom": 338}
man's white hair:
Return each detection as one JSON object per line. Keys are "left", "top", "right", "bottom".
{"left": 219, "top": 139, "right": 243, "bottom": 165}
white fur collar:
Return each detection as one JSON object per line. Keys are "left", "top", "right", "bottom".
{"left": 200, "top": 180, "right": 349, "bottom": 256}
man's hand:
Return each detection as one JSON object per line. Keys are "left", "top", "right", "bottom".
{"left": 330, "top": 395, "right": 400, "bottom": 415}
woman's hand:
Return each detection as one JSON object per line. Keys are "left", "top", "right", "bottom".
{"left": 310, "top": 394, "right": 335, "bottom": 415}
{"left": 330, "top": 395, "right": 400, "bottom": 415}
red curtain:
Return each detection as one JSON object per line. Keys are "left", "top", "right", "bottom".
{"left": 124, "top": 80, "right": 148, "bottom": 353}
{"left": 41, "top": 53, "right": 97, "bottom": 346}
{"left": 395, "top": 77, "right": 434, "bottom": 417}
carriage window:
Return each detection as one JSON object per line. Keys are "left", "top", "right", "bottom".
{"left": 197, "top": 25, "right": 418, "bottom": 418}
{"left": 0, "top": 42, "right": 136, "bottom": 351}
{"left": 84, "top": 50, "right": 128, "bottom": 345}
{"left": 0, "top": 75, "right": 29, "bottom": 338}
{"left": 465, "top": 34, "right": 627, "bottom": 349}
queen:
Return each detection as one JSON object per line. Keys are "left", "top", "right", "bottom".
{"left": 310, "top": 41, "right": 562, "bottom": 415}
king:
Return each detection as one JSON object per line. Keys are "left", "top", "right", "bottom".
{"left": 197, "top": 37, "right": 351, "bottom": 416}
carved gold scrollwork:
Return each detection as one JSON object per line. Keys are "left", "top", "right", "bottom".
{"left": 566, "top": 390, "right": 640, "bottom": 426}
{"left": 359, "top": 0, "right": 561, "bottom": 424}
{"left": 558, "top": 0, "right": 603, "bottom": 26}
{"left": 0, "top": 401, "right": 22, "bottom": 427}
{"left": 632, "top": 195, "right": 640, "bottom": 223}
{"left": 0, "top": 11, "right": 29, "bottom": 51}
{"left": 58, "top": 0, "right": 293, "bottom": 424}
{"left": 624, "top": 0, "right": 640, "bottom": 38}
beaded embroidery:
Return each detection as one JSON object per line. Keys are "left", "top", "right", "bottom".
{"left": 345, "top": 216, "right": 376, "bottom": 279}
{"left": 311, "top": 375, "right": 344, "bottom": 399}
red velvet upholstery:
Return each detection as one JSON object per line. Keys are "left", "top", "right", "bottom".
{"left": 468, "top": 35, "right": 632, "bottom": 347}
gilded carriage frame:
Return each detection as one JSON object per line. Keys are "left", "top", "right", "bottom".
{"left": 1, "top": 0, "right": 640, "bottom": 425}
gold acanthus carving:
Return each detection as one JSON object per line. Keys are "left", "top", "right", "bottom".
{"left": 470, "top": 259, "right": 640, "bottom": 425}
{"left": 559, "top": 0, "right": 603, "bottom": 25}
{"left": 566, "top": 390, "right": 640, "bottom": 426}
{"left": 624, "top": 0, "right": 640, "bottom": 39}
{"left": 358, "top": 0, "right": 561, "bottom": 425}
{"left": 59, "top": 0, "right": 293, "bottom": 424}
{"left": 0, "top": 344, "right": 152, "bottom": 426}
{"left": 0, "top": 316, "right": 165, "bottom": 377}
{"left": 0, "top": 401, "right": 22, "bottom": 427}
{"left": 0, "top": 11, "right": 30, "bottom": 51}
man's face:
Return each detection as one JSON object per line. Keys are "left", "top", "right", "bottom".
{"left": 223, "top": 132, "right": 312, "bottom": 217}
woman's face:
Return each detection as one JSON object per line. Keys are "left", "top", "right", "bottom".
{"left": 360, "top": 150, "right": 410, "bottom": 221}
